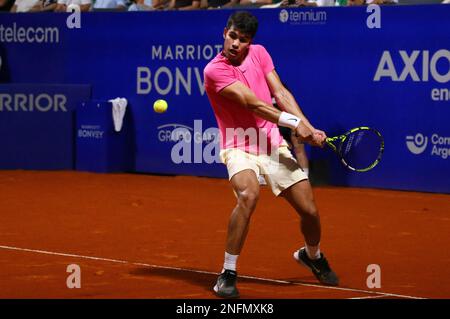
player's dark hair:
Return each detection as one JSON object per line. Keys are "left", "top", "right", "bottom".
{"left": 226, "top": 11, "right": 258, "bottom": 39}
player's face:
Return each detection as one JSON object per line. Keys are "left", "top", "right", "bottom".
{"left": 222, "top": 26, "right": 252, "bottom": 65}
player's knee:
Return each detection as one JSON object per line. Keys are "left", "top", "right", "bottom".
{"left": 299, "top": 203, "right": 319, "bottom": 219}
{"left": 237, "top": 188, "right": 259, "bottom": 211}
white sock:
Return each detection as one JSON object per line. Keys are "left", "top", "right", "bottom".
{"left": 223, "top": 252, "right": 239, "bottom": 272}
{"left": 303, "top": 168, "right": 309, "bottom": 177}
{"left": 305, "top": 243, "right": 321, "bottom": 260}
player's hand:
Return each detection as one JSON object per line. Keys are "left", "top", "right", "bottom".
{"left": 295, "top": 124, "right": 326, "bottom": 147}
{"left": 294, "top": 122, "right": 314, "bottom": 144}
{"left": 312, "top": 129, "right": 327, "bottom": 148}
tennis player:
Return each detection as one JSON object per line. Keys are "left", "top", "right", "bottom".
{"left": 204, "top": 11, "right": 339, "bottom": 299}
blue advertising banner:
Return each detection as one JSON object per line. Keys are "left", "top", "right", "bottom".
{"left": 0, "top": 84, "right": 91, "bottom": 169}
{"left": 76, "top": 100, "right": 135, "bottom": 173}
{"left": 0, "top": 6, "right": 449, "bottom": 192}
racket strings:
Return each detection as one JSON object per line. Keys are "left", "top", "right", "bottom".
{"left": 339, "top": 129, "right": 383, "bottom": 171}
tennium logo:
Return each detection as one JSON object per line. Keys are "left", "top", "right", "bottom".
{"left": 278, "top": 9, "right": 327, "bottom": 25}
{"left": 279, "top": 10, "right": 289, "bottom": 23}
{"left": 406, "top": 133, "right": 450, "bottom": 159}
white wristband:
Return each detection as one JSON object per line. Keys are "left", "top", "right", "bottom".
{"left": 278, "top": 111, "right": 301, "bottom": 130}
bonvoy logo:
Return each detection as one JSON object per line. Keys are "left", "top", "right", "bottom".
{"left": 78, "top": 125, "right": 104, "bottom": 139}
{"left": 278, "top": 9, "right": 327, "bottom": 25}
{"left": 406, "top": 133, "right": 428, "bottom": 155}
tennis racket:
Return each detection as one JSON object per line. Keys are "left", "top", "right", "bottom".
{"left": 325, "top": 126, "right": 384, "bottom": 172}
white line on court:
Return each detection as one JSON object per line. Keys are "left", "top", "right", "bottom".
{"left": 0, "top": 244, "right": 425, "bottom": 299}
{"left": 349, "top": 295, "right": 390, "bottom": 300}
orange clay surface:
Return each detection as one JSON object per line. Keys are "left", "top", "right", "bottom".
{"left": 0, "top": 170, "right": 449, "bottom": 299}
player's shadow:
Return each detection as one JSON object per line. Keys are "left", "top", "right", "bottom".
{"left": 129, "top": 267, "right": 317, "bottom": 291}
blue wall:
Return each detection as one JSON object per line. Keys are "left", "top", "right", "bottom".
{"left": 0, "top": 6, "right": 449, "bottom": 193}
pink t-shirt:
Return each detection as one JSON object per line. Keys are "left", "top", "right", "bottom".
{"left": 204, "top": 44, "right": 284, "bottom": 155}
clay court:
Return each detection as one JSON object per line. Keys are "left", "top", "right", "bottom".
{"left": 0, "top": 170, "right": 449, "bottom": 299}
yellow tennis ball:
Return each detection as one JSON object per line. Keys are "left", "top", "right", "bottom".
{"left": 153, "top": 99, "right": 168, "bottom": 113}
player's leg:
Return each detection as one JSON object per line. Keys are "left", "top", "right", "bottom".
{"left": 281, "top": 179, "right": 320, "bottom": 255}
{"left": 290, "top": 132, "right": 309, "bottom": 176}
{"left": 214, "top": 169, "right": 259, "bottom": 298}
{"left": 227, "top": 169, "right": 260, "bottom": 255}
{"left": 214, "top": 149, "right": 260, "bottom": 298}
{"left": 281, "top": 181, "right": 339, "bottom": 286}
{"left": 263, "top": 146, "right": 338, "bottom": 286}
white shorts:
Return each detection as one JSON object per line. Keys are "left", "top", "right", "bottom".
{"left": 220, "top": 146, "right": 308, "bottom": 196}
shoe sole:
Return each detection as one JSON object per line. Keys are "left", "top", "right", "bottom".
{"left": 293, "top": 251, "right": 339, "bottom": 286}
{"left": 213, "top": 284, "right": 240, "bottom": 299}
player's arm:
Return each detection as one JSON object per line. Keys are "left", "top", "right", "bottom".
{"left": 265, "top": 69, "right": 326, "bottom": 145}
{"left": 266, "top": 70, "right": 313, "bottom": 130}
{"left": 219, "top": 81, "right": 316, "bottom": 145}
{"left": 220, "top": 81, "right": 279, "bottom": 122}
